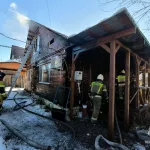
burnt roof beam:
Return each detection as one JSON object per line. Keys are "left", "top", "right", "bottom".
{"left": 116, "top": 40, "right": 149, "bottom": 65}
{"left": 73, "top": 27, "right": 136, "bottom": 54}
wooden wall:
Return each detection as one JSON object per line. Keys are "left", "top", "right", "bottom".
{"left": 25, "top": 25, "right": 68, "bottom": 102}
{"left": 3, "top": 75, "right": 24, "bottom": 88}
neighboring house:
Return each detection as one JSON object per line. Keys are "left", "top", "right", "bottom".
{"left": 0, "top": 45, "right": 25, "bottom": 87}
{"left": 10, "top": 45, "right": 25, "bottom": 61}
{"left": 24, "top": 21, "right": 69, "bottom": 103}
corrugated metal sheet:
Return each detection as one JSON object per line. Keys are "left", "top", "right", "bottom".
{"left": 68, "top": 8, "right": 150, "bottom": 60}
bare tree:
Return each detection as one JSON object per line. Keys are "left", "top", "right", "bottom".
{"left": 96, "top": 0, "right": 150, "bottom": 30}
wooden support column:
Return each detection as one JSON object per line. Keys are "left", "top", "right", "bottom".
{"left": 149, "top": 62, "right": 150, "bottom": 87}
{"left": 70, "top": 54, "right": 75, "bottom": 119}
{"left": 70, "top": 52, "right": 80, "bottom": 119}
{"left": 142, "top": 63, "right": 146, "bottom": 103}
{"left": 124, "top": 51, "right": 130, "bottom": 132}
{"left": 148, "top": 61, "right": 150, "bottom": 102}
{"left": 135, "top": 57, "right": 141, "bottom": 109}
{"left": 108, "top": 40, "right": 116, "bottom": 140}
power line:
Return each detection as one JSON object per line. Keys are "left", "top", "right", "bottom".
{"left": 0, "top": 32, "right": 59, "bottom": 52}
{"left": 0, "top": 45, "right": 12, "bottom": 48}
{"left": 46, "top": 0, "right": 51, "bottom": 27}
{"left": 0, "top": 33, "right": 26, "bottom": 44}
{"left": 0, "top": 32, "right": 66, "bottom": 61}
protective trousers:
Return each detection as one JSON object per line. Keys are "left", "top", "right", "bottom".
{"left": 0, "top": 94, "right": 3, "bottom": 111}
{"left": 91, "top": 95, "right": 102, "bottom": 122}
{"left": 118, "top": 85, "right": 125, "bottom": 99}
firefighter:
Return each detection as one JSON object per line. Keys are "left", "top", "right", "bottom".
{"left": 116, "top": 70, "right": 125, "bottom": 100}
{"left": 0, "top": 71, "right": 6, "bottom": 114}
{"left": 90, "top": 74, "right": 108, "bottom": 122}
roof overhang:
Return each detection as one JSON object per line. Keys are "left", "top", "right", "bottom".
{"left": 69, "top": 8, "right": 150, "bottom": 61}
{"left": 0, "top": 62, "right": 26, "bottom": 72}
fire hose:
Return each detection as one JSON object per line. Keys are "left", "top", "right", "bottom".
{"left": 0, "top": 119, "right": 50, "bottom": 150}
{"left": 12, "top": 91, "right": 75, "bottom": 139}
{"left": 1, "top": 91, "right": 75, "bottom": 149}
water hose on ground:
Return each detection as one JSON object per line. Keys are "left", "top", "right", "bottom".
{"left": 0, "top": 119, "right": 51, "bottom": 150}
{"left": 13, "top": 91, "right": 75, "bottom": 139}
{"left": 13, "top": 101, "right": 35, "bottom": 110}
{"left": 6, "top": 98, "right": 28, "bottom": 100}
{"left": 114, "top": 91, "right": 123, "bottom": 144}
{"left": 95, "top": 135, "right": 129, "bottom": 150}
{"left": 115, "top": 108, "right": 123, "bottom": 144}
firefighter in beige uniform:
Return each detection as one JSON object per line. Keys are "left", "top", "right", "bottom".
{"left": 90, "top": 74, "right": 108, "bottom": 122}
{"left": 0, "top": 71, "right": 6, "bottom": 114}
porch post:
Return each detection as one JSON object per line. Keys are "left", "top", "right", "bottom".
{"left": 108, "top": 40, "right": 116, "bottom": 140}
{"left": 124, "top": 51, "right": 130, "bottom": 132}
{"left": 142, "top": 63, "right": 146, "bottom": 103}
{"left": 148, "top": 61, "right": 150, "bottom": 102}
{"left": 135, "top": 57, "right": 140, "bottom": 109}
{"left": 149, "top": 62, "right": 150, "bottom": 87}
{"left": 70, "top": 54, "right": 75, "bottom": 119}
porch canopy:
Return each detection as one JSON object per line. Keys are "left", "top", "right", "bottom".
{"left": 68, "top": 8, "right": 150, "bottom": 140}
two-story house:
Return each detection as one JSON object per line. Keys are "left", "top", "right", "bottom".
{"left": 24, "top": 21, "right": 69, "bottom": 105}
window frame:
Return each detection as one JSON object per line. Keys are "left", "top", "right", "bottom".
{"left": 48, "top": 38, "right": 54, "bottom": 48}
{"left": 35, "top": 35, "right": 40, "bottom": 52}
{"left": 39, "top": 63, "right": 51, "bottom": 84}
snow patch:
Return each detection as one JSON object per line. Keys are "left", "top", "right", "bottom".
{"left": 0, "top": 137, "right": 6, "bottom": 150}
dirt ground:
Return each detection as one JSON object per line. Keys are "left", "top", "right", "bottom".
{"left": 67, "top": 118, "right": 150, "bottom": 149}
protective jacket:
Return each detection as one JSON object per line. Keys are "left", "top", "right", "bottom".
{"left": 0, "top": 81, "right": 7, "bottom": 111}
{"left": 116, "top": 74, "right": 125, "bottom": 86}
{"left": 91, "top": 81, "right": 108, "bottom": 98}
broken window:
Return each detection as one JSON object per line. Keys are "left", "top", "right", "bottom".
{"left": 39, "top": 63, "right": 51, "bottom": 83}
{"left": 48, "top": 38, "right": 54, "bottom": 47}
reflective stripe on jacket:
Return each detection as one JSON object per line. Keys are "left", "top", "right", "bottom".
{"left": 91, "top": 81, "right": 108, "bottom": 96}
{"left": 0, "top": 81, "right": 5, "bottom": 87}
{"left": 0, "top": 81, "right": 6, "bottom": 94}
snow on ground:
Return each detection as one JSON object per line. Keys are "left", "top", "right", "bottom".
{"left": 0, "top": 137, "right": 6, "bottom": 150}
{"left": 0, "top": 88, "right": 87, "bottom": 150}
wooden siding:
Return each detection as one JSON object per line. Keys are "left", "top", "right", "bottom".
{"left": 25, "top": 24, "right": 68, "bottom": 101}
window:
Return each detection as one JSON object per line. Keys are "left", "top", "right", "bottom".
{"left": 48, "top": 38, "right": 54, "bottom": 47}
{"left": 35, "top": 35, "right": 40, "bottom": 52}
{"left": 39, "top": 63, "right": 51, "bottom": 83}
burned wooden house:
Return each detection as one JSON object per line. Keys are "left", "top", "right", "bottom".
{"left": 24, "top": 20, "right": 69, "bottom": 101}
{"left": 24, "top": 8, "right": 150, "bottom": 140}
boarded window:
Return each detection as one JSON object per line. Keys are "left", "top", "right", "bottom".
{"left": 39, "top": 63, "right": 51, "bottom": 83}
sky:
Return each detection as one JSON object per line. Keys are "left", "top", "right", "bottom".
{"left": 0, "top": 0, "right": 149, "bottom": 61}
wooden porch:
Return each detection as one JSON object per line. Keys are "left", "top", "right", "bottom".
{"left": 68, "top": 9, "right": 150, "bottom": 140}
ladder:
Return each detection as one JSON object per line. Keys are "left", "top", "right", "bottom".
{"left": 7, "top": 48, "right": 33, "bottom": 97}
